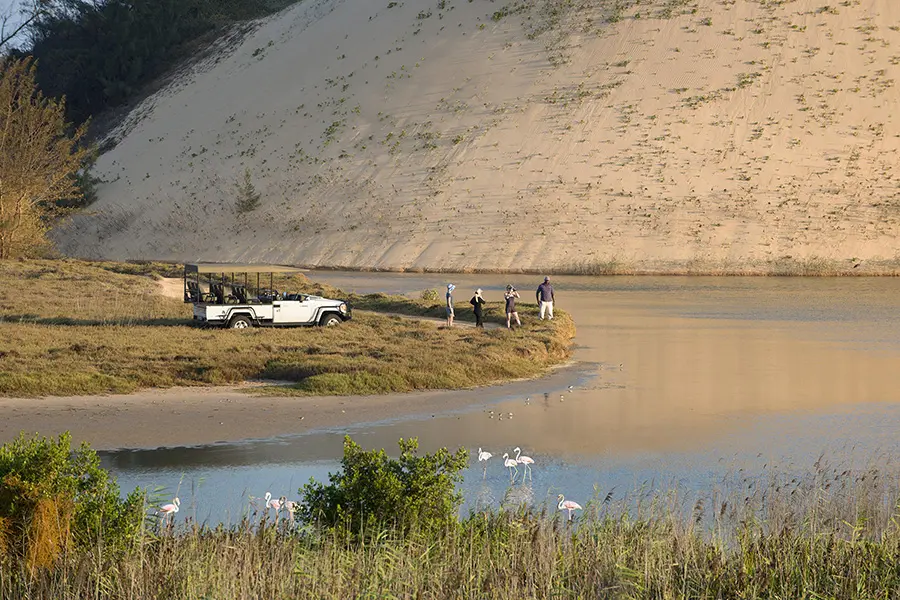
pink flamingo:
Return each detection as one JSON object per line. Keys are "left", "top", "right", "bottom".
{"left": 502, "top": 453, "right": 519, "bottom": 482}
{"left": 264, "top": 492, "right": 283, "bottom": 511}
{"left": 557, "top": 494, "right": 582, "bottom": 521}
{"left": 478, "top": 448, "right": 493, "bottom": 479}
{"left": 283, "top": 499, "right": 299, "bottom": 523}
{"left": 159, "top": 497, "right": 180, "bottom": 523}
{"left": 514, "top": 447, "right": 535, "bottom": 482}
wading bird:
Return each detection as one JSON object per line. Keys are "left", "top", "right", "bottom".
{"left": 502, "top": 453, "right": 519, "bottom": 482}
{"left": 557, "top": 494, "right": 582, "bottom": 520}
{"left": 478, "top": 448, "right": 493, "bottom": 479}
{"left": 264, "top": 492, "right": 283, "bottom": 511}
{"left": 283, "top": 499, "right": 299, "bottom": 523}
{"left": 514, "top": 447, "right": 535, "bottom": 482}
{"left": 159, "top": 497, "right": 180, "bottom": 523}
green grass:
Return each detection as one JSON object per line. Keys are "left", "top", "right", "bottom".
{"left": 0, "top": 260, "right": 574, "bottom": 397}
{"left": 5, "top": 462, "right": 900, "bottom": 599}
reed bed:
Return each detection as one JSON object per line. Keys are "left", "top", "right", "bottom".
{"left": 4, "top": 461, "right": 900, "bottom": 599}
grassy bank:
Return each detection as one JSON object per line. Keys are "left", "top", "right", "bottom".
{"left": 5, "top": 466, "right": 900, "bottom": 599}
{"left": 0, "top": 260, "right": 574, "bottom": 397}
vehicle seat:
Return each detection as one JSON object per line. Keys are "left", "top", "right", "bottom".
{"left": 233, "top": 285, "right": 249, "bottom": 304}
{"left": 185, "top": 281, "right": 200, "bottom": 302}
{"left": 211, "top": 283, "right": 225, "bottom": 305}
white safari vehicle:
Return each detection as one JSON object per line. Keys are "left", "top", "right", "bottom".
{"left": 183, "top": 263, "right": 351, "bottom": 329}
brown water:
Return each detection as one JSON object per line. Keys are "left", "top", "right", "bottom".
{"left": 101, "top": 275, "right": 900, "bottom": 522}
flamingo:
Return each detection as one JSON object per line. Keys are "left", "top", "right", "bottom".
{"left": 557, "top": 494, "right": 583, "bottom": 521}
{"left": 502, "top": 453, "right": 519, "bottom": 482}
{"left": 283, "top": 499, "right": 299, "bottom": 523}
{"left": 264, "top": 492, "right": 283, "bottom": 511}
{"left": 477, "top": 448, "right": 493, "bottom": 479}
{"left": 159, "top": 497, "right": 180, "bottom": 523}
{"left": 514, "top": 447, "right": 535, "bottom": 482}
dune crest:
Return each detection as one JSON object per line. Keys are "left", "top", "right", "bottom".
{"left": 57, "top": 0, "right": 900, "bottom": 273}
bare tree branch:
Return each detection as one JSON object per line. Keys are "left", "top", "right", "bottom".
{"left": 0, "top": 1, "right": 50, "bottom": 51}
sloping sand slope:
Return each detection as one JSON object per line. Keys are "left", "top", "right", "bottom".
{"left": 57, "top": 0, "right": 900, "bottom": 273}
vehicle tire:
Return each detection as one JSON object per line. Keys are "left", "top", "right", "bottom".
{"left": 229, "top": 315, "right": 253, "bottom": 329}
{"left": 319, "top": 313, "right": 343, "bottom": 327}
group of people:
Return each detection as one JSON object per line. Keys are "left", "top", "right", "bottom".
{"left": 444, "top": 276, "right": 556, "bottom": 329}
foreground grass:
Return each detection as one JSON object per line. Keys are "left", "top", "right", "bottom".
{"left": 0, "top": 260, "right": 574, "bottom": 396}
{"left": 5, "top": 464, "right": 900, "bottom": 599}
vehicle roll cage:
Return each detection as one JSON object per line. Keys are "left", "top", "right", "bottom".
{"left": 183, "top": 263, "right": 307, "bottom": 305}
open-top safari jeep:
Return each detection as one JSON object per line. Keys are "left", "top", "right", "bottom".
{"left": 183, "top": 263, "right": 351, "bottom": 328}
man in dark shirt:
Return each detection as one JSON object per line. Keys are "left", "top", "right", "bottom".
{"left": 536, "top": 276, "right": 555, "bottom": 320}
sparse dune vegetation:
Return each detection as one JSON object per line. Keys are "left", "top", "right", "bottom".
{"left": 46, "top": 0, "right": 900, "bottom": 274}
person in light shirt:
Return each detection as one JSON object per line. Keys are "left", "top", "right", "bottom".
{"left": 445, "top": 283, "right": 455, "bottom": 327}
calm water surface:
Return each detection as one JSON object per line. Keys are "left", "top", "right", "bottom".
{"left": 100, "top": 275, "right": 900, "bottom": 523}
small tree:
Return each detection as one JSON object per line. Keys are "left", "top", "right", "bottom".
{"left": 0, "top": 57, "right": 88, "bottom": 259}
{"left": 234, "top": 167, "right": 261, "bottom": 214}
{"left": 300, "top": 436, "right": 468, "bottom": 536}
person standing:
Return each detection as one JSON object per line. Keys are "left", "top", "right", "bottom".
{"left": 470, "top": 288, "right": 486, "bottom": 328}
{"left": 446, "top": 283, "right": 455, "bottom": 327}
{"left": 536, "top": 276, "right": 555, "bottom": 320}
{"left": 504, "top": 284, "right": 521, "bottom": 329}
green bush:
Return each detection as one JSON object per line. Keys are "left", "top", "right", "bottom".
{"left": 0, "top": 432, "right": 143, "bottom": 569}
{"left": 419, "top": 288, "right": 439, "bottom": 302}
{"left": 299, "top": 436, "right": 468, "bottom": 535}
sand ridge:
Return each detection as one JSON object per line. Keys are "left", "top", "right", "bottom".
{"left": 56, "top": 0, "right": 900, "bottom": 273}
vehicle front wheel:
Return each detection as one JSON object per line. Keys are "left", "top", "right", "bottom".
{"left": 319, "top": 313, "right": 343, "bottom": 327}
{"left": 229, "top": 316, "right": 253, "bottom": 329}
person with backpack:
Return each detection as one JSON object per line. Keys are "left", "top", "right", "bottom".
{"left": 504, "top": 285, "right": 521, "bottom": 329}
{"left": 536, "top": 276, "right": 555, "bottom": 320}
{"left": 470, "top": 288, "right": 486, "bottom": 328}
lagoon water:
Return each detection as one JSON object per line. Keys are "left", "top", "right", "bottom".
{"left": 100, "top": 274, "right": 900, "bottom": 523}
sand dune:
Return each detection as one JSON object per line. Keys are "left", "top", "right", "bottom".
{"left": 56, "top": 0, "right": 900, "bottom": 273}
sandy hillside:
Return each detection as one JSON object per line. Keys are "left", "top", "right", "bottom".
{"left": 56, "top": 0, "right": 900, "bottom": 273}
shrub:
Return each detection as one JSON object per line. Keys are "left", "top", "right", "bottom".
{"left": 299, "top": 436, "right": 468, "bottom": 535}
{"left": 420, "top": 288, "right": 439, "bottom": 302}
{"left": 0, "top": 432, "right": 143, "bottom": 569}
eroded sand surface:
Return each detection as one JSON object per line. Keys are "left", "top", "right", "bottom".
{"left": 57, "top": 0, "right": 900, "bottom": 273}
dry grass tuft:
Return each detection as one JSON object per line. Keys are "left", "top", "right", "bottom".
{"left": 25, "top": 497, "right": 73, "bottom": 573}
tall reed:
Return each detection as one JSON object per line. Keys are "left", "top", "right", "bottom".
{"left": 5, "top": 462, "right": 900, "bottom": 599}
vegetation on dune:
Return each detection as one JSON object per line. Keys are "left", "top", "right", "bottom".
{"left": 0, "top": 260, "right": 574, "bottom": 397}
{"left": 4, "top": 432, "right": 900, "bottom": 598}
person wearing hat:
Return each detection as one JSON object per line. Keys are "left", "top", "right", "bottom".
{"left": 504, "top": 284, "right": 521, "bottom": 329}
{"left": 536, "top": 276, "right": 555, "bottom": 320}
{"left": 446, "top": 283, "right": 456, "bottom": 327}
{"left": 470, "top": 288, "right": 486, "bottom": 328}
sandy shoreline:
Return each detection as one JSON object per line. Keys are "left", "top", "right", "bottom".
{"left": 302, "top": 259, "right": 900, "bottom": 277}
{"left": 0, "top": 366, "right": 583, "bottom": 451}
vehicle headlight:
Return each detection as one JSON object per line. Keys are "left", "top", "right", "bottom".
{"left": 339, "top": 303, "right": 348, "bottom": 313}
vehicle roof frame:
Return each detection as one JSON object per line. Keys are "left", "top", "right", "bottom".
{"left": 184, "top": 263, "right": 306, "bottom": 275}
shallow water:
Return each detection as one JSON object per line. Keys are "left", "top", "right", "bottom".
{"left": 100, "top": 274, "right": 900, "bottom": 523}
